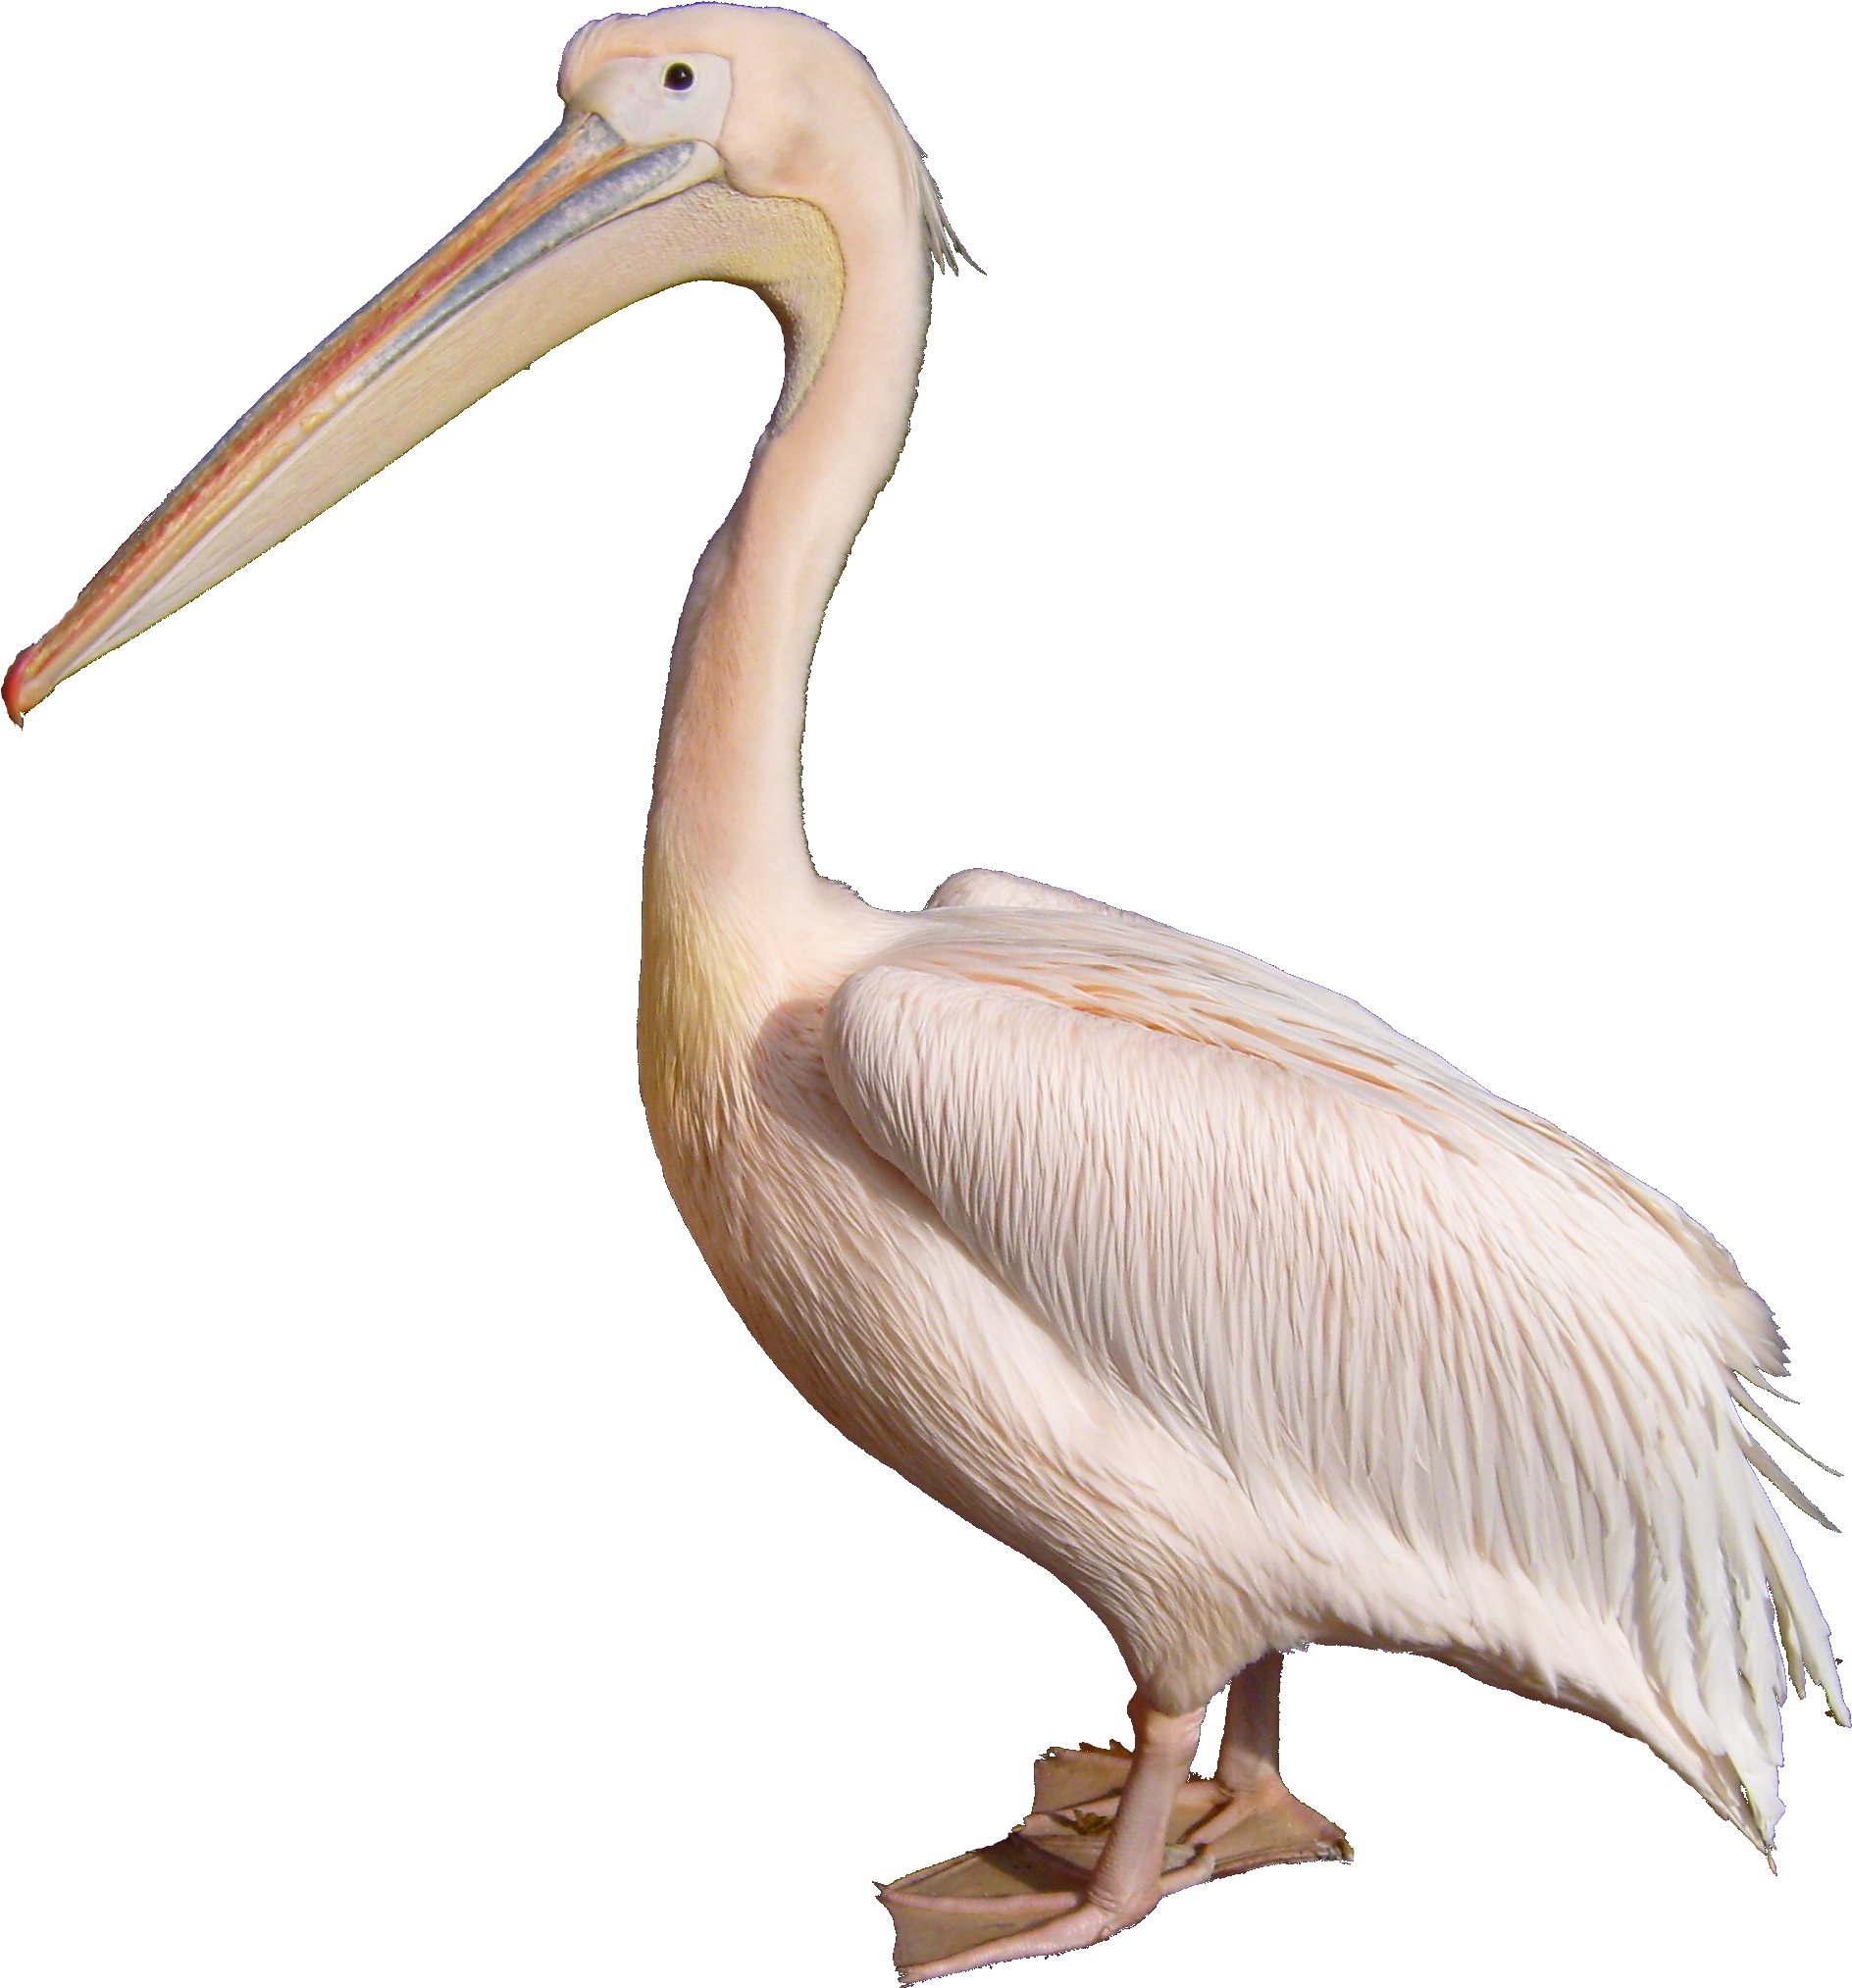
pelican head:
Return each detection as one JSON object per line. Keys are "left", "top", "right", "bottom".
{"left": 6, "top": 5, "right": 961, "bottom": 724}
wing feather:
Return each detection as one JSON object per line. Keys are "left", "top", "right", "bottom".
{"left": 822, "top": 909, "right": 1845, "bottom": 1840}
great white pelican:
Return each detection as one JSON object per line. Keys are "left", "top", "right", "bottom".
{"left": 8, "top": 7, "right": 1843, "bottom": 1977}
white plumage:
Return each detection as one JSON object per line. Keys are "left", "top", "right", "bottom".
{"left": 10, "top": 5, "right": 1841, "bottom": 1975}
{"left": 827, "top": 867, "right": 1841, "bottom": 1840}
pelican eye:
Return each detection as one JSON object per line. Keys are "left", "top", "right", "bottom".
{"left": 663, "top": 62, "right": 695, "bottom": 91}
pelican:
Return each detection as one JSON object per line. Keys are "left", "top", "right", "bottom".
{"left": 8, "top": 7, "right": 1843, "bottom": 1977}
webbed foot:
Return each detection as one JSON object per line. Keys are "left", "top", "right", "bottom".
{"left": 879, "top": 1731, "right": 1347, "bottom": 1979}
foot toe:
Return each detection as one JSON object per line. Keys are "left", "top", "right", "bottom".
{"left": 878, "top": 1885, "right": 1081, "bottom": 1919}
{"left": 897, "top": 1900, "right": 1126, "bottom": 1982}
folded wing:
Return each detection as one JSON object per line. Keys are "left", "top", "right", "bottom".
{"left": 822, "top": 882, "right": 1844, "bottom": 1838}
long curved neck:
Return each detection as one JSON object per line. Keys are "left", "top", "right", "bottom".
{"left": 643, "top": 190, "right": 930, "bottom": 963}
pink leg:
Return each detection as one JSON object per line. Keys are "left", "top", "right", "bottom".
{"left": 1187, "top": 1653, "right": 1350, "bottom": 1859}
{"left": 890, "top": 1695, "right": 1216, "bottom": 1982}
{"left": 1214, "top": 1650, "right": 1286, "bottom": 1794}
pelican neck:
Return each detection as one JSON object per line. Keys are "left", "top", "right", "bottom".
{"left": 643, "top": 190, "right": 933, "bottom": 940}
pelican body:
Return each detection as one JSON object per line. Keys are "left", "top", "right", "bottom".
{"left": 9, "top": 8, "right": 1842, "bottom": 1976}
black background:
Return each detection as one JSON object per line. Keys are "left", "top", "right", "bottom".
{"left": 11, "top": 7, "right": 1837, "bottom": 1979}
